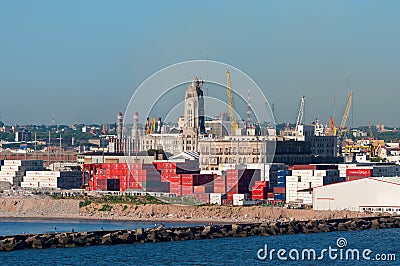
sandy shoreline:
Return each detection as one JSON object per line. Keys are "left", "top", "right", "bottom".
{"left": 0, "top": 195, "right": 382, "bottom": 224}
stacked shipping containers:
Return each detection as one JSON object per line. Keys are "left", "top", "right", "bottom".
{"left": 251, "top": 181, "right": 268, "bottom": 200}
{"left": 22, "top": 171, "right": 82, "bottom": 189}
{"left": 0, "top": 160, "right": 43, "bottom": 186}
{"left": 273, "top": 170, "right": 288, "bottom": 201}
{"left": 285, "top": 165, "right": 341, "bottom": 205}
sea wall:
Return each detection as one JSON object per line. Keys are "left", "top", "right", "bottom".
{"left": 1, "top": 216, "right": 399, "bottom": 251}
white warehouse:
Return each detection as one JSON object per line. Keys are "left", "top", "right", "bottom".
{"left": 313, "top": 177, "right": 400, "bottom": 214}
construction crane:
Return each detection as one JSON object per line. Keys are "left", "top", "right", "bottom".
{"left": 226, "top": 71, "right": 238, "bottom": 134}
{"left": 326, "top": 116, "right": 336, "bottom": 136}
{"left": 338, "top": 92, "right": 353, "bottom": 137}
{"left": 295, "top": 95, "right": 305, "bottom": 128}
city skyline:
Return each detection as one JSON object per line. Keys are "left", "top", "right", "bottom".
{"left": 1, "top": 1, "right": 400, "bottom": 126}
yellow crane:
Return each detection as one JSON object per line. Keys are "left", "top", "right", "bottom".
{"left": 226, "top": 71, "right": 238, "bottom": 134}
{"left": 338, "top": 92, "right": 353, "bottom": 137}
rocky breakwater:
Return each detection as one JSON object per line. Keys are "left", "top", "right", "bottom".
{"left": 1, "top": 216, "right": 399, "bottom": 251}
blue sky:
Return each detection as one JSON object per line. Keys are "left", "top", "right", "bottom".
{"left": 1, "top": 1, "right": 400, "bottom": 127}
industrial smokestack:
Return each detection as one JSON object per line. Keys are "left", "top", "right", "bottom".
{"left": 117, "top": 112, "right": 123, "bottom": 140}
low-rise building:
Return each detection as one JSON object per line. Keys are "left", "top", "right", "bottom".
{"left": 313, "top": 177, "right": 400, "bottom": 214}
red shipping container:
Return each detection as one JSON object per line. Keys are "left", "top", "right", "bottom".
{"left": 252, "top": 188, "right": 265, "bottom": 195}
{"left": 182, "top": 188, "right": 193, "bottom": 195}
{"left": 169, "top": 176, "right": 182, "bottom": 184}
{"left": 227, "top": 185, "right": 239, "bottom": 193}
{"left": 289, "top": 165, "right": 317, "bottom": 170}
{"left": 252, "top": 194, "right": 265, "bottom": 200}
{"left": 193, "top": 186, "right": 206, "bottom": 193}
{"left": 214, "top": 187, "right": 226, "bottom": 193}
{"left": 346, "top": 169, "right": 372, "bottom": 177}
{"left": 226, "top": 169, "right": 238, "bottom": 175}
{"left": 267, "top": 192, "right": 274, "bottom": 200}
{"left": 131, "top": 164, "right": 142, "bottom": 170}
{"left": 273, "top": 187, "right": 286, "bottom": 194}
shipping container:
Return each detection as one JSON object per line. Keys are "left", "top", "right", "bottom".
{"left": 107, "top": 179, "right": 120, "bottom": 191}
{"left": 193, "top": 186, "right": 206, "bottom": 194}
{"left": 273, "top": 187, "right": 286, "bottom": 194}
{"left": 21, "top": 181, "right": 39, "bottom": 188}
{"left": 274, "top": 193, "right": 286, "bottom": 201}
{"left": 346, "top": 168, "right": 372, "bottom": 177}
{"left": 289, "top": 165, "right": 317, "bottom": 170}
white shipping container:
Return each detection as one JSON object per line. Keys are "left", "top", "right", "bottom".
{"left": 4, "top": 160, "right": 42, "bottom": 167}
{"left": 0, "top": 171, "right": 17, "bottom": 177}
{"left": 313, "top": 170, "right": 327, "bottom": 177}
{"left": 39, "top": 183, "right": 57, "bottom": 188}
{"left": 21, "top": 181, "right": 39, "bottom": 188}
{"left": 0, "top": 176, "right": 13, "bottom": 183}
{"left": 297, "top": 181, "right": 312, "bottom": 187}
{"left": 292, "top": 170, "right": 313, "bottom": 176}
{"left": 38, "top": 176, "right": 58, "bottom": 182}
{"left": 233, "top": 194, "right": 246, "bottom": 206}
{"left": 1, "top": 166, "right": 20, "bottom": 171}
{"left": 3, "top": 160, "right": 22, "bottom": 166}
{"left": 26, "top": 171, "right": 60, "bottom": 177}
{"left": 210, "top": 193, "right": 222, "bottom": 205}
{"left": 23, "top": 176, "right": 41, "bottom": 182}
{"left": 301, "top": 176, "right": 323, "bottom": 182}
{"left": 286, "top": 176, "right": 298, "bottom": 182}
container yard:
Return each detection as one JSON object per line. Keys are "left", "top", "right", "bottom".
{"left": 0, "top": 160, "right": 82, "bottom": 189}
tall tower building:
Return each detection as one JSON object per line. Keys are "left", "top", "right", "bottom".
{"left": 182, "top": 77, "right": 205, "bottom": 152}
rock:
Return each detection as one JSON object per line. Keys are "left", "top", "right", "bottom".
{"left": 371, "top": 219, "right": 380, "bottom": 229}
{"left": 155, "top": 225, "right": 164, "bottom": 231}
{"left": 337, "top": 222, "right": 347, "bottom": 231}
{"left": 73, "top": 235, "right": 87, "bottom": 246}
{"left": 0, "top": 237, "right": 15, "bottom": 251}
{"left": 101, "top": 234, "right": 113, "bottom": 245}
{"left": 32, "top": 238, "right": 44, "bottom": 249}
{"left": 57, "top": 235, "right": 69, "bottom": 245}
{"left": 44, "top": 238, "right": 56, "bottom": 247}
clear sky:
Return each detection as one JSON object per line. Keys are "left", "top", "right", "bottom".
{"left": 1, "top": 1, "right": 400, "bottom": 127}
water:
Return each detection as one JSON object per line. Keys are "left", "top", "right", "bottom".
{"left": 0, "top": 219, "right": 398, "bottom": 265}
{"left": 0, "top": 218, "right": 199, "bottom": 236}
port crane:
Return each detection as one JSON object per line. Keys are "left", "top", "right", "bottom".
{"left": 338, "top": 91, "right": 353, "bottom": 137}
{"left": 295, "top": 95, "right": 305, "bottom": 128}
{"left": 326, "top": 116, "right": 336, "bottom": 136}
{"left": 226, "top": 71, "right": 238, "bottom": 134}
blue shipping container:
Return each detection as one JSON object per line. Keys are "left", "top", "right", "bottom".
{"left": 276, "top": 181, "right": 286, "bottom": 187}
{"left": 274, "top": 193, "right": 286, "bottom": 201}
{"left": 277, "top": 170, "right": 289, "bottom": 176}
